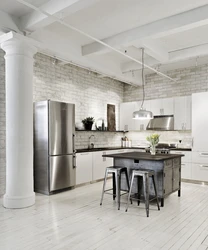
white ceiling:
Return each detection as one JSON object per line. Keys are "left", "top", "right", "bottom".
{"left": 2, "top": 0, "right": 208, "bottom": 85}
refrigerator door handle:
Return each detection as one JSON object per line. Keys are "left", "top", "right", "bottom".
{"left": 72, "top": 134, "right": 76, "bottom": 153}
{"left": 73, "top": 154, "right": 76, "bottom": 169}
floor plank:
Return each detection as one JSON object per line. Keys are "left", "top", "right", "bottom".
{"left": 0, "top": 181, "right": 208, "bottom": 250}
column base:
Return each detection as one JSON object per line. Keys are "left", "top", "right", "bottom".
{"left": 3, "top": 192, "right": 35, "bottom": 209}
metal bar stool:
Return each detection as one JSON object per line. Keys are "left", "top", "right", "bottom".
{"left": 126, "top": 169, "right": 160, "bottom": 217}
{"left": 100, "top": 166, "right": 131, "bottom": 210}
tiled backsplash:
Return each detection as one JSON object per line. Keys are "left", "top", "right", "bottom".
{"left": 126, "top": 130, "right": 192, "bottom": 148}
{"left": 75, "top": 130, "right": 192, "bottom": 149}
{"left": 75, "top": 131, "right": 125, "bottom": 149}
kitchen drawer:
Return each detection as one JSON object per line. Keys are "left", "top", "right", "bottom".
{"left": 192, "top": 151, "right": 208, "bottom": 163}
{"left": 170, "top": 150, "right": 192, "bottom": 163}
{"left": 192, "top": 163, "right": 208, "bottom": 182}
{"left": 181, "top": 162, "right": 192, "bottom": 179}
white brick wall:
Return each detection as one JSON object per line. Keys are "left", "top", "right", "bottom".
{"left": 0, "top": 51, "right": 124, "bottom": 196}
{"left": 33, "top": 53, "right": 124, "bottom": 128}
{"left": 124, "top": 65, "right": 208, "bottom": 102}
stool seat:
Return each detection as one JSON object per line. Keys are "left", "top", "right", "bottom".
{"left": 106, "top": 166, "right": 127, "bottom": 172}
{"left": 132, "top": 169, "right": 155, "bottom": 176}
{"left": 126, "top": 169, "right": 160, "bottom": 217}
{"left": 100, "top": 166, "right": 130, "bottom": 210}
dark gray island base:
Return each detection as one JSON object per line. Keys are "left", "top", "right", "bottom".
{"left": 103, "top": 152, "right": 184, "bottom": 207}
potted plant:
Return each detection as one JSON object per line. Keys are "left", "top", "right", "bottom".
{"left": 146, "top": 133, "right": 160, "bottom": 155}
{"left": 82, "top": 117, "right": 95, "bottom": 130}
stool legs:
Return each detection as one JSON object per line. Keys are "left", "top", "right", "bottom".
{"left": 100, "top": 168, "right": 108, "bottom": 206}
{"left": 143, "top": 173, "right": 149, "bottom": 217}
{"left": 152, "top": 175, "right": 160, "bottom": 211}
{"left": 126, "top": 170, "right": 160, "bottom": 217}
{"left": 100, "top": 167, "right": 130, "bottom": 210}
{"left": 137, "top": 176, "right": 143, "bottom": 206}
{"left": 124, "top": 168, "right": 132, "bottom": 205}
{"left": 112, "top": 172, "right": 116, "bottom": 200}
{"left": 115, "top": 171, "right": 120, "bottom": 210}
{"left": 125, "top": 171, "right": 135, "bottom": 212}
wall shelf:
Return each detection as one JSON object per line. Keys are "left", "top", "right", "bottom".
{"left": 75, "top": 130, "right": 128, "bottom": 133}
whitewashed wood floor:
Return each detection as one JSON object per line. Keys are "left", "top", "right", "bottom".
{"left": 1, "top": 181, "right": 208, "bottom": 250}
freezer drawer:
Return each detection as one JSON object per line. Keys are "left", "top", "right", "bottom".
{"left": 49, "top": 155, "right": 75, "bottom": 192}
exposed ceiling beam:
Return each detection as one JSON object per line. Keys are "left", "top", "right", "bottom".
{"left": 121, "top": 57, "right": 158, "bottom": 73}
{"left": 17, "top": 0, "right": 175, "bottom": 83}
{"left": 19, "top": 0, "right": 100, "bottom": 32}
{"left": 122, "top": 42, "right": 208, "bottom": 73}
{"left": 0, "top": 10, "right": 22, "bottom": 34}
{"left": 170, "top": 43, "right": 208, "bottom": 61}
{"left": 138, "top": 39, "right": 169, "bottom": 62}
{"left": 82, "top": 4, "right": 208, "bottom": 56}
{"left": 28, "top": 29, "right": 139, "bottom": 85}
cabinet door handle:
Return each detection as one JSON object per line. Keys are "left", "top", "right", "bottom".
{"left": 199, "top": 153, "right": 208, "bottom": 156}
{"left": 200, "top": 165, "right": 208, "bottom": 168}
{"left": 181, "top": 164, "right": 185, "bottom": 166}
{"left": 80, "top": 153, "right": 89, "bottom": 155}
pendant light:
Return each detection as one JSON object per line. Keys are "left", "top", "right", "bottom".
{"left": 132, "top": 48, "right": 153, "bottom": 120}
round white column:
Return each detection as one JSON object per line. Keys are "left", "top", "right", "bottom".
{"left": 1, "top": 38, "right": 37, "bottom": 208}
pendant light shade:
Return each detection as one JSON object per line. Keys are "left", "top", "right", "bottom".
{"left": 133, "top": 48, "right": 153, "bottom": 120}
{"left": 133, "top": 108, "right": 153, "bottom": 120}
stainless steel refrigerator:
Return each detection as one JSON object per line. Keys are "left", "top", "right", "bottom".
{"left": 34, "top": 100, "right": 76, "bottom": 195}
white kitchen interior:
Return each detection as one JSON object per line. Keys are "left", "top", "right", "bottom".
{"left": 1, "top": 0, "right": 208, "bottom": 249}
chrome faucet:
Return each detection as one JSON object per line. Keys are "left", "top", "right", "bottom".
{"left": 88, "top": 135, "right": 95, "bottom": 149}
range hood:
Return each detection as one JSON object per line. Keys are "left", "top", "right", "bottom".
{"left": 146, "top": 115, "right": 174, "bottom": 131}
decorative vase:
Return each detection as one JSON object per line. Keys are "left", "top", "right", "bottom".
{"left": 84, "top": 123, "right": 93, "bottom": 130}
{"left": 150, "top": 144, "right": 156, "bottom": 155}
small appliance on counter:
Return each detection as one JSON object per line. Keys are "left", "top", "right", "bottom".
{"left": 34, "top": 100, "right": 76, "bottom": 195}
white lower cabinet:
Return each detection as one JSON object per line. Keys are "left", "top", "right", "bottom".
{"left": 192, "top": 163, "right": 208, "bottom": 182}
{"left": 192, "top": 151, "right": 208, "bottom": 182}
{"left": 76, "top": 152, "right": 93, "bottom": 185}
{"left": 170, "top": 150, "right": 192, "bottom": 180}
{"left": 92, "top": 151, "right": 113, "bottom": 181}
{"left": 76, "top": 149, "right": 146, "bottom": 185}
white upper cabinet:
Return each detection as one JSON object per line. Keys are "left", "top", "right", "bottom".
{"left": 120, "top": 102, "right": 135, "bottom": 131}
{"left": 174, "top": 96, "right": 191, "bottom": 130}
{"left": 150, "top": 97, "right": 174, "bottom": 116}
{"left": 120, "top": 96, "right": 192, "bottom": 131}
{"left": 192, "top": 92, "right": 208, "bottom": 151}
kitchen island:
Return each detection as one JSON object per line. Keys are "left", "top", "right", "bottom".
{"left": 103, "top": 152, "right": 184, "bottom": 207}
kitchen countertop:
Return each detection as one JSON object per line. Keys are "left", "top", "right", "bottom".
{"left": 76, "top": 146, "right": 191, "bottom": 153}
{"left": 170, "top": 148, "right": 191, "bottom": 151}
{"left": 103, "top": 151, "right": 184, "bottom": 161}
{"left": 76, "top": 146, "right": 145, "bottom": 153}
